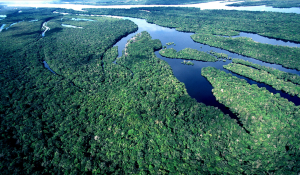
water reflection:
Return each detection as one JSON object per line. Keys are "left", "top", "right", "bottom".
{"left": 5, "top": 20, "right": 23, "bottom": 30}
{"left": 29, "top": 19, "right": 39, "bottom": 22}
{"left": 71, "top": 18, "right": 94, "bottom": 21}
{"left": 61, "top": 24, "right": 83, "bottom": 28}
{"left": 232, "top": 32, "right": 300, "bottom": 47}
{"left": 42, "top": 21, "right": 50, "bottom": 37}
{"left": 43, "top": 61, "right": 56, "bottom": 74}
{"left": 113, "top": 17, "right": 300, "bottom": 117}
{"left": 0, "top": 24, "right": 6, "bottom": 32}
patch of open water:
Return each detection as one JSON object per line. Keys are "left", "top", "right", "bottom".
{"left": 43, "top": 61, "right": 56, "bottom": 74}
{"left": 10, "top": 3, "right": 299, "bottom": 117}
{"left": 61, "top": 24, "right": 83, "bottom": 28}
{"left": 0, "top": 24, "right": 6, "bottom": 32}
{"left": 113, "top": 17, "right": 300, "bottom": 118}
{"left": 231, "top": 32, "right": 300, "bottom": 48}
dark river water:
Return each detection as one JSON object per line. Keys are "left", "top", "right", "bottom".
{"left": 113, "top": 17, "right": 300, "bottom": 118}
{"left": 39, "top": 7, "right": 300, "bottom": 118}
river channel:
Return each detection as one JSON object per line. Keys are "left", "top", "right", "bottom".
{"left": 113, "top": 16, "right": 300, "bottom": 117}
{"left": 12, "top": 2, "right": 299, "bottom": 117}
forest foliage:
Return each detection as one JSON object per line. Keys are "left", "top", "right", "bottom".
{"left": 159, "top": 48, "right": 217, "bottom": 62}
{"left": 85, "top": 7, "right": 300, "bottom": 43}
{"left": 232, "top": 58, "right": 300, "bottom": 85}
{"left": 1, "top": 7, "right": 300, "bottom": 175}
{"left": 191, "top": 34, "right": 300, "bottom": 70}
{"left": 0, "top": 8, "right": 245, "bottom": 174}
{"left": 202, "top": 67, "right": 300, "bottom": 173}
{"left": 224, "top": 63, "right": 300, "bottom": 97}
{"left": 42, "top": 15, "right": 138, "bottom": 89}
{"left": 83, "top": 7, "right": 300, "bottom": 70}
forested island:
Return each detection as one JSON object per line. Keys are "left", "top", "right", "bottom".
{"left": 159, "top": 48, "right": 217, "bottom": 62}
{"left": 1, "top": 3, "right": 300, "bottom": 174}
{"left": 82, "top": 7, "right": 300, "bottom": 70}
{"left": 224, "top": 62, "right": 300, "bottom": 97}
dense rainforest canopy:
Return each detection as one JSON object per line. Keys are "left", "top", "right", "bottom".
{"left": 0, "top": 6, "right": 300, "bottom": 174}
{"left": 79, "top": 7, "right": 300, "bottom": 70}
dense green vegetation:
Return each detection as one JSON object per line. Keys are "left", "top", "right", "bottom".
{"left": 227, "top": 0, "right": 300, "bottom": 8}
{"left": 232, "top": 58, "right": 300, "bottom": 85}
{"left": 1, "top": 7, "right": 300, "bottom": 174}
{"left": 85, "top": 7, "right": 300, "bottom": 42}
{"left": 159, "top": 48, "right": 217, "bottom": 62}
{"left": 42, "top": 15, "right": 138, "bottom": 89}
{"left": 0, "top": 9, "right": 246, "bottom": 174}
{"left": 191, "top": 34, "right": 300, "bottom": 70}
{"left": 181, "top": 60, "right": 194, "bottom": 65}
{"left": 224, "top": 63, "right": 300, "bottom": 97}
{"left": 209, "top": 50, "right": 228, "bottom": 59}
{"left": 166, "top": 42, "right": 174, "bottom": 46}
{"left": 82, "top": 7, "right": 300, "bottom": 70}
{"left": 202, "top": 66, "right": 300, "bottom": 173}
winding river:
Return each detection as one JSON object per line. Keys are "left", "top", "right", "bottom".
{"left": 42, "top": 21, "right": 50, "bottom": 37}
{"left": 10, "top": 2, "right": 299, "bottom": 117}
{"left": 113, "top": 16, "right": 300, "bottom": 117}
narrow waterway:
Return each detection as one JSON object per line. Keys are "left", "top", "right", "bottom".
{"left": 40, "top": 6, "right": 300, "bottom": 116}
{"left": 61, "top": 24, "right": 83, "bottom": 28}
{"left": 232, "top": 32, "right": 300, "bottom": 48}
{"left": 43, "top": 61, "right": 56, "bottom": 74}
{"left": 113, "top": 17, "right": 300, "bottom": 118}
{"left": 42, "top": 21, "right": 50, "bottom": 37}
{"left": 0, "top": 24, "right": 6, "bottom": 32}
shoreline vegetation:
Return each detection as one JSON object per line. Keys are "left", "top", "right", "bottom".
{"left": 166, "top": 42, "right": 175, "bottom": 46}
{"left": 1, "top": 6, "right": 300, "bottom": 174}
{"left": 232, "top": 58, "right": 300, "bottom": 85}
{"left": 84, "top": 8, "right": 300, "bottom": 43}
{"left": 224, "top": 62, "right": 300, "bottom": 97}
{"left": 82, "top": 7, "right": 300, "bottom": 70}
{"left": 191, "top": 34, "right": 300, "bottom": 70}
{"left": 201, "top": 67, "right": 300, "bottom": 174}
{"left": 209, "top": 50, "right": 228, "bottom": 59}
{"left": 159, "top": 48, "right": 218, "bottom": 62}
{"left": 181, "top": 60, "right": 194, "bottom": 65}
{"left": 1, "top": 8, "right": 245, "bottom": 173}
